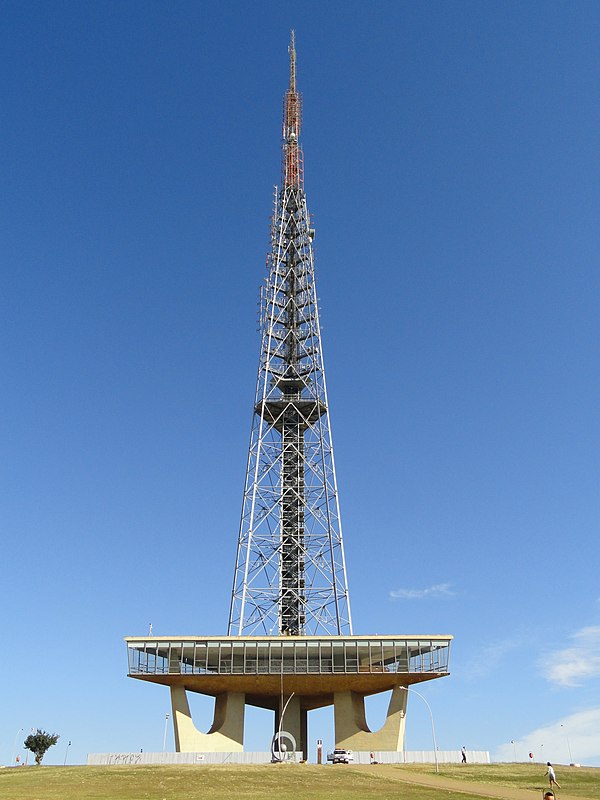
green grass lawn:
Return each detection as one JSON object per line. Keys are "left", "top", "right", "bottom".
{"left": 396, "top": 763, "right": 600, "bottom": 798}
{"left": 0, "top": 762, "right": 598, "bottom": 800}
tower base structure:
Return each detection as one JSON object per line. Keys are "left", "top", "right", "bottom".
{"left": 126, "top": 634, "right": 451, "bottom": 755}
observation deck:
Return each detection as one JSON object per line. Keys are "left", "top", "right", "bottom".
{"left": 126, "top": 634, "right": 451, "bottom": 711}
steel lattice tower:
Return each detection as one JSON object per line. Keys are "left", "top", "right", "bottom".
{"left": 228, "top": 32, "right": 352, "bottom": 637}
{"left": 126, "top": 35, "right": 452, "bottom": 757}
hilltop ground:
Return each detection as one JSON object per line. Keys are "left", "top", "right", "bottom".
{"left": 0, "top": 762, "right": 598, "bottom": 800}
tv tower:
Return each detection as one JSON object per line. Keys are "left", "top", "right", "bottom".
{"left": 125, "top": 34, "right": 451, "bottom": 762}
{"left": 228, "top": 31, "right": 352, "bottom": 639}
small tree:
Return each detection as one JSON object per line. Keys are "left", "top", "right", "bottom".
{"left": 24, "top": 729, "right": 60, "bottom": 765}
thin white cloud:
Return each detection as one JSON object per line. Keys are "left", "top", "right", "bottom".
{"left": 389, "top": 582, "right": 455, "bottom": 600}
{"left": 541, "top": 626, "right": 600, "bottom": 687}
{"left": 464, "top": 635, "right": 525, "bottom": 680}
{"left": 494, "top": 708, "right": 600, "bottom": 766}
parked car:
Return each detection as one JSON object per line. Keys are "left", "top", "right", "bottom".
{"left": 326, "top": 749, "right": 354, "bottom": 764}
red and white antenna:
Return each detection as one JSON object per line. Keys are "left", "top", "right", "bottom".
{"left": 283, "top": 30, "right": 303, "bottom": 187}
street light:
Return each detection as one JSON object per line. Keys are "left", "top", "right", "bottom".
{"left": 272, "top": 692, "right": 296, "bottom": 762}
{"left": 400, "top": 686, "right": 439, "bottom": 773}
{"left": 63, "top": 740, "right": 71, "bottom": 766}
{"left": 511, "top": 740, "right": 516, "bottom": 762}
{"left": 11, "top": 728, "right": 23, "bottom": 767}
{"left": 163, "top": 713, "right": 170, "bottom": 753}
{"left": 560, "top": 724, "right": 573, "bottom": 765}
{"left": 24, "top": 728, "right": 35, "bottom": 766}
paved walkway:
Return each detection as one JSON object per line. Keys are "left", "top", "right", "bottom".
{"left": 349, "top": 765, "right": 592, "bottom": 800}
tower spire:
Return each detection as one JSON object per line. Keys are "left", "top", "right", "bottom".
{"left": 228, "top": 35, "right": 352, "bottom": 636}
{"left": 288, "top": 29, "right": 296, "bottom": 92}
{"left": 283, "top": 30, "right": 302, "bottom": 187}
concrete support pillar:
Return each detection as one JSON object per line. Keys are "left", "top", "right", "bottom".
{"left": 334, "top": 686, "right": 407, "bottom": 752}
{"left": 275, "top": 695, "right": 307, "bottom": 758}
{"left": 170, "top": 686, "right": 245, "bottom": 753}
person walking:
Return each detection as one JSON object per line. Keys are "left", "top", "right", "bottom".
{"left": 461, "top": 746, "right": 467, "bottom": 764}
{"left": 545, "top": 763, "right": 561, "bottom": 789}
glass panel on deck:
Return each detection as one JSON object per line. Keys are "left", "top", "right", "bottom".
{"left": 256, "top": 645, "right": 269, "bottom": 674}
{"left": 307, "top": 641, "right": 320, "bottom": 673}
{"left": 232, "top": 642, "right": 245, "bottom": 674}
{"left": 344, "top": 640, "right": 358, "bottom": 672}
{"left": 281, "top": 641, "right": 294, "bottom": 673}
{"left": 332, "top": 641, "right": 345, "bottom": 673}
{"left": 219, "top": 642, "right": 232, "bottom": 674}
{"left": 369, "top": 640, "right": 384, "bottom": 672}
{"left": 181, "top": 642, "right": 195, "bottom": 674}
{"left": 319, "top": 641, "right": 332, "bottom": 673}
{"left": 194, "top": 643, "right": 207, "bottom": 673}
{"left": 294, "top": 641, "right": 307, "bottom": 673}
{"left": 206, "top": 642, "right": 219, "bottom": 673}
{"left": 244, "top": 642, "right": 257, "bottom": 673}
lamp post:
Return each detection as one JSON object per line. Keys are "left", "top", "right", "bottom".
{"left": 511, "top": 740, "right": 516, "bottom": 762}
{"left": 272, "top": 692, "right": 296, "bottom": 762}
{"left": 400, "top": 686, "right": 439, "bottom": 773}
{"left": 24, "top": 728, "right": 35, "bottom": 766}
{"left": 163, "top": 713, "right": 170, "bottom": 753}
{"left": 63, "top": 740, "right": 71, "bottom": 766}
{"left": 11, "top": 728, "right": 23, "bottom": 766}
{"left": 560, "top": 724, "right": 573, "bottom": 764}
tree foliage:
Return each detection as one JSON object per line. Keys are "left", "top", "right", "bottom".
{"left": 24, "top": 729, "right": 60, "bottom": 765}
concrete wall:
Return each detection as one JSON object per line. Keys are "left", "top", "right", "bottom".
{"left": 87, "top": 749, "right": 488, "bottom": 766}
{"left": 351, "top": 750, "right": 491, "bottom": 764}
{"left": 87, "top": 751, "right": 301, "bottom": 766}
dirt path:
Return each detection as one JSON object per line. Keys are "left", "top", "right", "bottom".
{"left": 349, "top": 765, "right": 592, "bottom": 800}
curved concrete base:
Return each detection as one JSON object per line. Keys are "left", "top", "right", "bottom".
{"left": 334, "top": 686, "right": 407, "bottom": 751}
{"left": 170, "top": 686, "right": 245, "bottom": 752}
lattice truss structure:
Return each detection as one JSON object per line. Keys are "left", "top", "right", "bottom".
{"left": 228, "top": 34, "right": 352, "bottom": 637}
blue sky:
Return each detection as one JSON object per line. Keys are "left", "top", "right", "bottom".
{"left": 2, "top": 0, "right": 599, "bottom": 768}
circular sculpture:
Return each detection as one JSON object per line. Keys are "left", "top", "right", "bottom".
{"left": 271, "top": 730, "right": 297, "bottom": 762}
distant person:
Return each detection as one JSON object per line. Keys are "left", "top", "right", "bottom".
{"left": 461, "top": 746, "right": 467, "bottom": 764}
{"left": 545, "top": 763, "right": 561, "bottom": 789}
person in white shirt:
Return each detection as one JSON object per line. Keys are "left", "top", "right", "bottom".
{"left": 545, "top": 762, "right": 561, "bottom": 789}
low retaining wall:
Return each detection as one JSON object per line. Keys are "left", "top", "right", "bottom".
{"left": 352, "top": 750, "right": 491, "bottom": 764}
{"left": 88, "top": 749, "right": 488, "bottom": 766}
{"left": 87, "top": 751, "right": 301, "bottom": 766}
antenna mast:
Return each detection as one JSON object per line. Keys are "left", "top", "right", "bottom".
{"left": 283, "top": 30, "right": 303, "bottom": 188}
{"left": 228, "top": 33, "right": 352, "bottom": 636}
